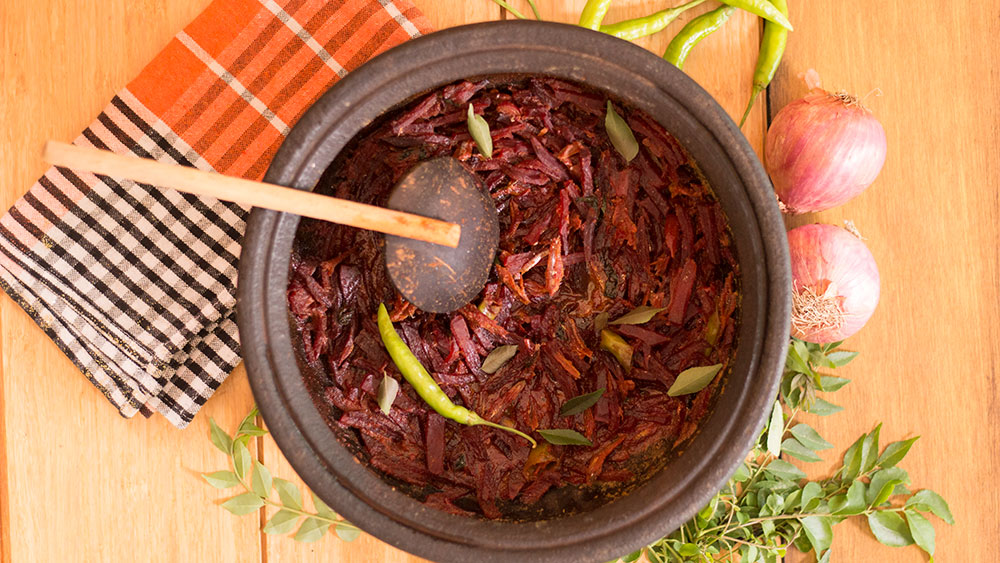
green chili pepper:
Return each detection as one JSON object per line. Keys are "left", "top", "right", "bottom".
{"left": 578, "top": 0, "right": 612, "bottom": 31}
{"left": 720, "top": 0, "right": 792, "bottom": 30}
{"left": 376, "top": 304, "right": 537, "bottom": 447}
{"left": 663, "top": 6, "right": 736, "bottom": 70}
{"left": 599, "top": 0, "right": 706, "bottom": 41}
{"left": 738, "top": 0, "right": 788, "bottom": 127}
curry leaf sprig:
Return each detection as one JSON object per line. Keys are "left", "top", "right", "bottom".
{"left": 203, "top": 407, "right": 361, "bottom": 543}
{"left": 617, "top": 339, "right": 952, "bottom": 563}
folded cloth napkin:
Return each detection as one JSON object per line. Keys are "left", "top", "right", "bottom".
{"left": 0, "top": 0, "right": 431, "bottom": 428}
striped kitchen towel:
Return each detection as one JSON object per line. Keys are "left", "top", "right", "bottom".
{"left": 0, "top": 0, "right": 432, "bottom": 428}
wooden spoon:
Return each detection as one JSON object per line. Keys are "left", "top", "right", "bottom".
{"left": 44, "top": 141, "right": 499, "bottom": 313}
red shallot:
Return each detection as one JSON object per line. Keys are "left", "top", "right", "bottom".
{"left": 765, "top": 88, "right": 887, "bottom": 213}
{"left": 788, "top": 223, "right": 880, "bottom": 343}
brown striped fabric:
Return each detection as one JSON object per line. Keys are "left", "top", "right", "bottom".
{"left": 0, "top": 0, "right": 432, "bottom": 428}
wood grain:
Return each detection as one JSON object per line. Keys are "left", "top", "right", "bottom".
{"left": 774, "top": 2, "right": 1000, "bottom": 561}
{"left": 2, "top": 1, "right": 996, "bottom": 562}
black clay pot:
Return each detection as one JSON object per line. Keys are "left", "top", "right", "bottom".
{"left": 238, "top": 21, "right": 790, "bottom": 563}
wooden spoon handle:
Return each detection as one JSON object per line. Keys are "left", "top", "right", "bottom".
{"left": 43, "top": 141, "right": 461, "bottom": 248}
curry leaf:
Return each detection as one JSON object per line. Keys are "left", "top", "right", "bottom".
{"left": 377, "top": 375, "right": 400, "bottom": 415}
{"left": 905, "top": 510, "right": 936, "bottom": 556}
{"left": 877, "top": 437, "right": 919, "bottom": 468}
{"left": 335, "top": 522, "right": 361, "bottom": 542}
{"left": 560, "top": 389, "right": 605, "bottom": 416}
{"left": 808, "top": 398, "right": 843, "bottom": 416}
{"left": 538, "top": 428, "right": 593, "bottom": 446}
{"left": 766, "top": 400, "right": 784, "bottom": 456}
{"left": 202, "top": 470, "right": 240, "bottom": 490}
{"left": 251, "top": 460, "right": 273, "bottom": 498}
{"left": 209, "top": 418, "right": 233, "bottom": 454}
{"left": 906, "top": 490, "right": 954, "bottom": 524}
{"left": 605, "top": 101, "right": 639, "bottom": 162}
{"left": 667, "top": 364, "right": 723, "bottom": 396}
{"left": 273, "top": 478, "right": 303, "bottom": 511}
{"left": 221, "top": 492, "right": 264, "bottom": 516}
{"left": 294, "top": 517, "right": 330, "bottom": 543}
{"left": 799, "top": 516, "right": 833, "bottom": 556}
{"left": 781, "top": 438, "right": 821, "bottom": 462}
{"left": 867, "top": 511, "right": 914, "bottom": 547}
{"left": 790, "top": 423, "right": 833, "bottom": 450}
{"left": 481, "top": 345, "right": 519, "bottom": 374}
{"left": 467, "top": 104, "right": 493, "bottom": 158}
{"left": 232, "top": 441, "right": 252, "bottom": 481}
{"left": 609, "top": 306, "right": 666, "bottom": 325}
{"left": 263, "top": 510, "right": 300, "bottom": 535}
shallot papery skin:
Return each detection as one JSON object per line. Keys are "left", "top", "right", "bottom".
{"left": 788, "top": 224, "right": 880, "bottom": 343}
{"left": 766, "top": 89, "right": 887, "bottom": 213}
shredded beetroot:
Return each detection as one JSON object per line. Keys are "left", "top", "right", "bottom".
{"left": 288, "top": 77, "right": 740, "bottom": 520}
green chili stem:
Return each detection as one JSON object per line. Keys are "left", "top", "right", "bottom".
{"left": 526, "top": 0, "right": 541, "bottom": 20}
{"left": 471, "top": 414, "right": 537, "bottom": 447}
{"left": 377, "top": 304, "right": 535, "bottom": 447}
{"left": 598, "top": 0, "right": 706, "bottom": 41}
{"left": 739, "top": 0, "right": 788, "bottom": 127}
{"left": 663, "top": 6, "right": 736, "bottom": 70}
{"left": 719, "top": 0, "right": 792, "bottom": 30}
{"left": 578, "top": 0, "right": 612, "bottom": 31}
{"left": 491, "top": 0, "right": 527, "bottom": 20}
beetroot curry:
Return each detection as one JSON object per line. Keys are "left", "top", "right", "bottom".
{"left": 288, "top": 77, "right": 739, "bottom": 520}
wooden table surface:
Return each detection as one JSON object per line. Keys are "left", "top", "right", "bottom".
{"left": 1, "top": 1, "right": 997, "bottom": 561}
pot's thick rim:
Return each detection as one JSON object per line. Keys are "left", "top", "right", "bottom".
{"left": 238, "top": 21, "right": 790, "bottom": 563}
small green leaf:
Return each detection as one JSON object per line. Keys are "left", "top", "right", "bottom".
{"left": 335, "top": 522, "right": 361, "bottom": 542}
{"left": 202, "top": 470, "right": 241, "bottom": 490}
{"left": 668, "top": 364, "right": 723, "bottom": 396}
{"left": 467, "top": 104, "right": 493, "bottom": 158}
{"left": 560, "top": 388, "right": 605, "bottom": 416}
{"left": 764, "top": 459, "right": 806, "bottom": 481}
{"left": 376, "top": 374, "right": 400, "bottom": 415}
{"left": 818, "top": 375, "right": 851, "bottom": 392}
{"left": 209, "top": 418, "right": 233, "bottom": 454}
{"left": 785, "top": 341, "right": 812, "bottom": 375}
{"left": 766, "top": 400, "right": 783, "bottom": 457}
{"left": 294, "top": 517, "right": 330, "bottom": 543}
{"left": 789, "top": 424, "right": 833, "bottom": 451}
{"left": 905, "top": 509, "right": 936, "bottom": 556}
{"left": 876, "top": 437, "right": 919, "bottom": 468}
{"left": 781, "top": 438, "right": 821, "bottom": 462}
{"left": 808, "top": 398, "right": 843, "bottom": 416}
{"left": 251, "top": 460, "right": 273, "bottom": 498}
{"left": 621, "top": 549, "right": 643, "bottom": 563}
{"left": 221, "top": 492, "right": 264, "bottom": 516}
{"left": 826, "top": 350, "right": 859, "bottom": 367}
{"left": 232, "top": 440, "right": 252, "bottom": 481}
{"left": 905, "top": 490, "right": 954, "bottom": 524}
{"left": 832, "top": 480, "right": 867, "bottom": 515}
{"left": 481, "top": 345, "right": 519, "bottom": 375}
{"left": 237, "top": 424, "right": 268, "bottom": 437}
{"left": 860, "top": 423, "right": 882, "bottom": 473}
{"left": 799, "top": 516, "right": 833, "bottom": 556}
{"left": 274, "top": 478, "right": 303, "bottom": 511}
{"left": 605, "top": 101, "right": 639, "bottom": 162}
{"left": 311, "top": 491, "right": 337, "bottom": 520}
{"left": 538, "top": 428, "right": 593, "bottom": 446}
{"left": 609, "top": 306, "right": 666, "bottom": 325}
{"left": 841, "top": 434, "right": 864, "bottom": 480}
{"left": 867, "top": 467, "right": 909, "bottom": 506}
{"left": 678, "top": 543, "right": 699, "bottom": 557}
{"left": 800, "top": 482, "right": 822, "bottom": 511}
{"left": 263, "top": 509, "right": 300, "bottom": 535}
{"left": 867, "top": 511, "right": 914, "bottom": 547}
{"left": 731, "top": 462, "right": 751, "bottom": 483}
